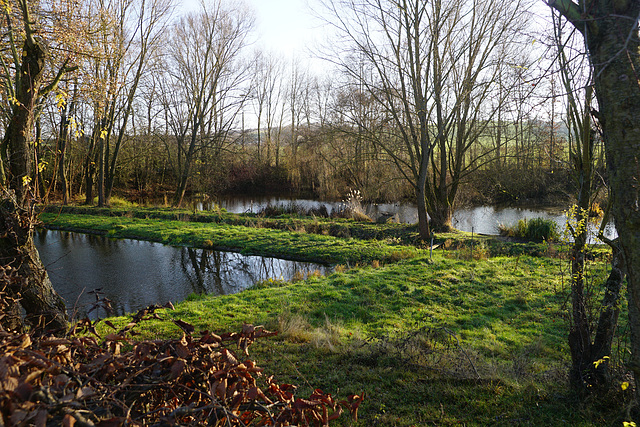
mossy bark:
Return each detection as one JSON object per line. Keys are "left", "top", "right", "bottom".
{"left": 551, "top": 0, "right": 640, "bottom": 406}
{"left": 0, "top": 194, "right": 67, "bottom": 332}
{"left": 586, "top": 5, "right": 640, "bottom": 406}
{"left": 1, "top": 4, "right": 68, "bottom": 333}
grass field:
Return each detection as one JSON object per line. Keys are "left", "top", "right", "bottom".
{"left": 38, "top": 206, "right": 630, "bottom": 426}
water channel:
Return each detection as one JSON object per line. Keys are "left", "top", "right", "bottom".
{"left": 35, "top": 229, "right": 332, "bottom": 319}
{"left": 210, "top": 195, "right": 617, "bottom": 238}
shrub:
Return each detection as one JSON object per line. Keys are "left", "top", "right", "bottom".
{"left": 499, "top": 217, "right": 559, "bottom": 242}
{"left": 526, "top": 217, "right": 560, "bottom": 241}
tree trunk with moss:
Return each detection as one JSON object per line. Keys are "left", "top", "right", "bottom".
{"left": 0, "top": 1, "right": 68, "bottom": 333}
{"left": 588, "top": 4, "right": 640, "bottom": 405}
{"left": 550, "top": 0, "right": 640, "bottom": 409}
{"left": 0, "top": 193, "right": 67, "bottom": 332}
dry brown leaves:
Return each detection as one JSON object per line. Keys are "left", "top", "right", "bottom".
{"left": 0, "top": 305, "right": 363, "bottom": 426}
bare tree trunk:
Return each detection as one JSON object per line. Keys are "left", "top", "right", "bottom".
{"left": 84, "top": 123, "right": 100, "bottom": 205}
{"left": 416, "top": 184, "right": 430, "bottom": 241}
{"left": 591, "top": 241, "right": 625, "bottom": 385}
{"left": 4, "top": 41, "right": 44, "bottom": 207}
{"left": 1, "top": 20, "right": 67, "bottom": 333}
{"left": 57, "top": 104, "right": 70, "bottom": 204}
{"left": 428, "top": 203, "right": 454, "bottom": 232}
{"left": 588, "top": 13, "right": 640, "bottom": 410}
{"left": 173, "top": 132, "right": 198, "bottom": 208}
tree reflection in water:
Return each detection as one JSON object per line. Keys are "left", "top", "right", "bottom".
{"left": 36, "top": 230, "right": 331, "bottom": 318}
{"left": 179, "top": 248, "right": 319, "bottom": 297}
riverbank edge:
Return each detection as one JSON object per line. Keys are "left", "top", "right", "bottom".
{"left": 40, "top": 204, "right": 598, "bottom": 261}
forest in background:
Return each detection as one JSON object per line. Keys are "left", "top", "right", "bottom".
{"left": 0, "top": 0, "right": 603, "bottom": 216}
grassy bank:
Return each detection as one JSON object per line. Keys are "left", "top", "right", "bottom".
{"left": 39, "top": 211, "right": 420, "bottom": 265}
{"left": 41, "top": 204, "right": 590, "bottom": 259}
{"left": 38, "top": 206, "right": 626, "bottom": 425}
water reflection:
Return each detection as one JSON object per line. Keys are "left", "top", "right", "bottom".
{"left": 210, "top": 196, "right": 419, "bottom": 223}
{"left": 35, "top": 230, "right": 331, "bottom": 318}
{"left": 212, "top": 195, "right": 617, "bottom": 239}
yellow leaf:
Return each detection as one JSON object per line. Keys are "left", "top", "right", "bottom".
{"left": 623, "top": 422, "right": 636, "bottom": 427}
{"left": 622, "top": 382, "right": 630, "bottom": 391}
{"left": 593, "top": 356, "right": 610, "bottom": 369}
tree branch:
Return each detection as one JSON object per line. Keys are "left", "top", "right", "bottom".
{"left": 547, "top": 0, "right": 587, "bottom": 32}
{"left": 40, "top": 63, "right": 78, "bottom": 99}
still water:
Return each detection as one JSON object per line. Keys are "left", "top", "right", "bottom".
{"left": 35, "top": 230, "right": 331, "bottom": 318}
{"left": 210, "top": 195, "right": 617, "bottom": 238}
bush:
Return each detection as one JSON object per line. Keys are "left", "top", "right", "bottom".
{"left": 499, "top": 217, "right": 559, "bottom": 242}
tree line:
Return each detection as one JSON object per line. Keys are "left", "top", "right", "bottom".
{"left": 0, "top": 0, "right": 592, "bottom": 221}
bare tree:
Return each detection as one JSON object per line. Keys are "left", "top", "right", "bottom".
{"left": 103, "top": 0, "right": 175, "bottom": 204}
{"left": 321, "top": 0, "right": 534, "bottom": 237}
{"left": 286, "top": 59, "right": 309, "bottom": 172}
{"left": 163, "top": 0, "right": 254, "bottom": 207}
{"left": 551, "top": 11, "right": 623, "bottom": 392}
{"left": 79, "top": 0, "right": 174, "bottom": 206}
{"left": 250, "top": 50, "right": 286, "bottom": 165}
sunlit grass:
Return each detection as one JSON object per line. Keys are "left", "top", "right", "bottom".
{"left": 39, "top": 212, "right": 421, "bottom": 265}
{"left": 41, "top": 206, "right": 625, "bottom": 425}
{"left": 95, "top": 253, "right": 624, "bottom": 425}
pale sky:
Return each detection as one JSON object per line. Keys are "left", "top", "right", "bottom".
{"left": 182, "top": 0, "right": 327, "bottom": 61}
{"left": 247, "top": 0, "right": 319, "bottom": 57}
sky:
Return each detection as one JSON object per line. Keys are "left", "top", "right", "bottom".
{"left": 180, "top": 0, "right": 556, "bottom": 67}
{"left": 183, "top": 0, "right": 327, "bottom": 62}
{"left": 246, "top": 0, "right": 321, "bottom": 58}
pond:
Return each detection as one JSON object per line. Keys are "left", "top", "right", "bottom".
{"left": 207, "top": 195, "right": 617, "bottom": 239}
{"left": 35, "top": 230, "right": 331, "bottom": 319}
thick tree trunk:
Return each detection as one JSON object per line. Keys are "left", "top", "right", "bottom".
{"left": 587, "top": 11, "right": 640, "bottom": 407}
{"left": 428, "top": 201, "right": 454, "bottom": 232}
{"left": 0, "top": 192, "right": 67, "bottom": 332}
{"left": 416, "top": 184, "right": 430, "bottom": 241}
{"left": 550, "top": 0, "right": 639, "bottom": 407}
{"left": 0, "top": 0, "right": 68, "bottom": 335}
{"left": 4, "top": 41, "right": 45, "bottom": 207}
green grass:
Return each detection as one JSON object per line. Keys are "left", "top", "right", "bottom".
{"left": 96, "top": 254, "right": 624, "bottom": 426}
{"left": 39, "top": 206, "right": 627, "bottom": 425}
{"left": 39, "top": 212, "right": 420, "bottom": 265}
{"left": 42, "top": 203, "right": 420, "bottom": 242}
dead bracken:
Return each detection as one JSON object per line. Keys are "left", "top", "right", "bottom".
{"left": 0, "top": 304, "right": 363, "bottom": 426}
